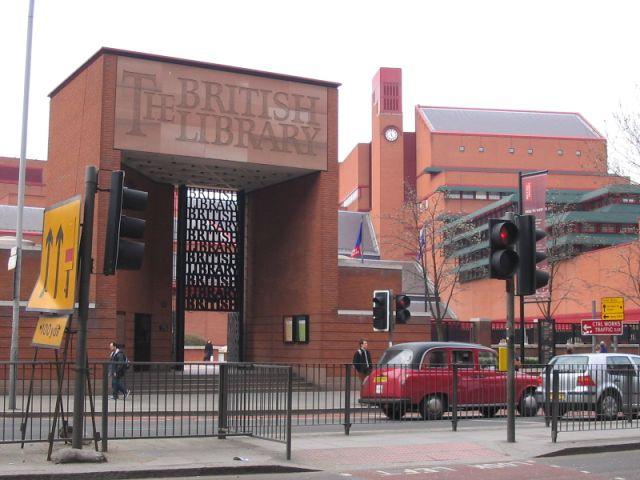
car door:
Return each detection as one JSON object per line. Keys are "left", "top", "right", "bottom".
{"left": 451, "top": 349, "right": 477, "bottom": 406}
{"left": 477, "top": 350, "right": 504, "bottom": 406}
{"left": 418, "top": 349, "right": 449, "bottom": 403}
{"left": 606, "top": 356, "right": 634, "bottom": 408}
{"left": 630, "top": 356, "right": 640, "bottom": 408}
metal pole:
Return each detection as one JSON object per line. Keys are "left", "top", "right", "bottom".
{"left": 518, "top": 172, "right": 526, "bottom": 365}
{"left": 71, "top": 167, "right": 98, "bottom": 449}
{"left": 506, "top": 276, "right": 516, "bottom": 443}
{"left": 9, "top": 0, "right": 36, "bottom": 411}
{"left": 591, "top": 300, "right": 597, "bottom": 352}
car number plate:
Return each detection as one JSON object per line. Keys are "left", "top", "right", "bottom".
{"left": 374, "top": 376, "right": 387, "bottom": 383}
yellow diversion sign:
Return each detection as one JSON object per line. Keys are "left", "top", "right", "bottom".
{"left": 27, "top": 196, "right": 81, "bottom": 314}
{"left": 32, "top": 315, "right": 69, "bottom": 349}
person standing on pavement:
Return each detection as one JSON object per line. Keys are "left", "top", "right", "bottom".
{"left": 203, "top": 339, "right": 214, "bottom": 361}
{"left": 352, "top": 338, "right": 373, "bottom": 382}
{"left": 109, "top": 342, "right": 130, "bottom": 400}
{"left": 599, "top": 341, "right": 608, "bottom": 353}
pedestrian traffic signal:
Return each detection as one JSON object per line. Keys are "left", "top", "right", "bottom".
{"left": 372, "top": 290, "right": 391, "bottom": 332}
{"left": 516, "top": 214, "right": 549, "bottom": 295}
{"left": 488, "top": 218, "right": 519, "bottom": 279}
{"left": 103, "top": 170, "right": 149, "bottom": 275}
{"left": 395, "top": 294, "right": 411, "bottom": 324}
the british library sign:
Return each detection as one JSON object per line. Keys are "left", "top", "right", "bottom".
{"left": 114, "top": 56, "right": 328, "bottom": 171}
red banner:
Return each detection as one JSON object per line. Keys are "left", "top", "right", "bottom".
{"left": 521, "top": 172, "right": 549, "bottom": 301}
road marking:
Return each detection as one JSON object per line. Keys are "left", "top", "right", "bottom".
{"left": 339, "top": 474, "right": 353, "bottom": 477}
{"left": 580, "top": 471, "right": 590, "bottom": 474}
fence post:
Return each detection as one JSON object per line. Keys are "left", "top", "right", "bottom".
{"left": 286, "top": 367, "right": 293, "bottom": 460}
{"left": 344, "top": 364, "right": 352, "bottom": 435}
{"left": 217, "top": 363, "right": 227, "bottom": 439}
{"left": 551, "top": 370, "right": 559, "bottom": 443}
{"left": 452, "top": 364, "right": 458, "bottom": 432}
{"left": 101, "top": 363, "right": 109, "bottom": 452}
{"left": 626, "top": 368, "right": 633, "bottom": 423}
{"left": 544, "top": 364, "right": 551, "bottom": 427}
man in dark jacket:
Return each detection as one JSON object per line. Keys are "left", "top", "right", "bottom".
{"left": 352, "top": 338, "right": 373, "bottom": 382}
{"left": 203, "top": 340, "right": 214, "bottom": 361}
{"left": 109, "top": 342, "right": 130, "bottom": 400}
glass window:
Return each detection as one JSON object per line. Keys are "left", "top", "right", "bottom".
{"left": 576, "top": 150, "right": 582, "bottom": 157}
{"left": 379, "top": 349, "right": 414, "bottom": 366}
{"left": 462, "top": 192, "right": 475, "bottom": 199}
{"left": 452, "top": 350, "right": 473, "bottom": 367}
{"left": 423, "top": 349, "right": 447, "bottom": 368}
{"left": 476, "top": 191, "right": 488, "bottom": 200}
{"left": 557, "top": 149, "right": 564, "bottom": 156}
{"left": 600, "top": 224, "right": 616, "bottom": 233}
{"left": 445, "top": 191, "right": 461, "bottom": 199}
{"left": 631, "top": 356, "right": 640, "bottom": 367}
{"left": 527, "top": 148, "right": 534, "bottom": 155}
{"left": 550, "top": 355, "right": 589, "bottom": 372}
{"left": 488, "top": 192, "right": 500, "bottom": 200}
{"left": 479, "top": 351, "right": 497, "bottom": 369}
{"left": 607, "top": 356, "right": 633, "bottom": 375}
{"left": 581, "top": 223, "right": 597, "bottom": 233}
{"left": 508, "top": 147, "right": 515, "bottom": 154}
{"left": 459, "top": 146, "right": 465, "bottom": 152}
{"left": 478, "top": 146, "right": 485, "bottom": 153}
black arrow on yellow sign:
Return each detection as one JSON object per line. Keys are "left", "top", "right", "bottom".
{"left": 40, "top": 229, "right": 54, "bottom": 297}
{"left": 53, "top": 226, "right": 64, "bottom": 298}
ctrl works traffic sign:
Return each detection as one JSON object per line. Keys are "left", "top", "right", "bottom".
{"left": 581, "top": 319, "right": 623, "bottom": 336}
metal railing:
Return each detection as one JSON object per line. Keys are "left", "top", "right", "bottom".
{"left": 1, "top": 361, "right": 292, "bottom": 459}
{"left": 548, "top": 362, "right": 640, "bottom": 441}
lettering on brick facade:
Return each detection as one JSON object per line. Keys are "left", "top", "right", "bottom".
{"left": 120, "top": 68, "right": 323, "bottom": 157}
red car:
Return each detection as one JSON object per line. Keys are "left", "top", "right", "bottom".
{"left": 359, "top": 342, "right": 540, "bottom": 420}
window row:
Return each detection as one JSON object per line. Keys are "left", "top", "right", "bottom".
{"left": 445, "top": 190, "right": 511, "bottom": 200}
{"left": 457, "top": 146, "right": 581, "bottom": 156}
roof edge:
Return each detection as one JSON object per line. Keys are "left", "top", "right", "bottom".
{"left": 50, "top": 47, "right": 341, "bottom": 98}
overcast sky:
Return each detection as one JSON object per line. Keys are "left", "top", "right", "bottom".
{"left": 1, "top": 0, "right": 639, "bottom": 174}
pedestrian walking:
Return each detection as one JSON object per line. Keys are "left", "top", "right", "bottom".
{"left": 203, "top": 339, "right": 214, "bottom": 361}
{"left": 352, "top": 338, "right": 373, "bottom": 382}
{"left": 599, "top": 341, "right": 607, "bottom": 353}
{"left": 109, "top": 342, "right": 130, "bottom": 400}
{"left": 566, "top": 344, "right": 574, "bottom": 355}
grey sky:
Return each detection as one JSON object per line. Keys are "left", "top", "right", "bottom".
{"left": 1, "top": 0, "right": 639, "bottom": 173}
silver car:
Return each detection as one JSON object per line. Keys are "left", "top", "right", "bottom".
{"left": 535, "top": 353, "right": 640, "bottom": 420}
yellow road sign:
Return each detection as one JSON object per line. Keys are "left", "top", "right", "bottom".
{"left": 27, "top": 196, "right": 82, "bottom": 314}
{"left": 32, "top": 315, "right": 69, "bottom": 349}
{"left": 601, "top": 296, "right": 624, "bottom": 321}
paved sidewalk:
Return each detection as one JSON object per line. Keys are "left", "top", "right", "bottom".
{"left": 1, "top": 420, "right": 639, "bottom": 479}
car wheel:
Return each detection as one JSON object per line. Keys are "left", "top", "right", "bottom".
{"left": 419, "top": 395, "right": 445, "bottom": 420}
{"left": 480, "top": 406, "right": 500, "bottom": 418}
{"left": 597, "top": 392, "right": 620, "bottom": 420}
{"left": 517, "top": 391, "right": 538, "bottom": 417}
{"left": 381, "top": 404, "right": 404, "bottom": 420}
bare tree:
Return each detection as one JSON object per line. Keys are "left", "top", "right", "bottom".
{"left": 535, "top": 202, "right": 586, "bottom": 321}
{"left": 614, "top": 91, "right": 640, "bottom": 174}
{"left": 599, "top": 242, "right": 640, "bottom": 309}
{"left": 383, "top": 186, "right": 477, "bottom": 340}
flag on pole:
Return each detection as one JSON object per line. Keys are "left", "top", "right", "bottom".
{"left": 351, "top": 220, "right": 364, "bottom": 260}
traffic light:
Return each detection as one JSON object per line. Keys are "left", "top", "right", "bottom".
{"left": 516, "top": 214, "right": 549, "bottom": 296}
{"left": 488, "top": 217, "right": 519, "bottom": 279}
{"left": 372, "top": 290, "right": 390, "bottom": 332}
{"left": 103, "top": 170, "right": 149, "bottom": 275}
{"left": 395, "top": 294, "right": 411, "bottom": 324}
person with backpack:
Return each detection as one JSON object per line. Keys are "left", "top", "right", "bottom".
{"left": 109, "top": 341, "right": 131, "bottom": 400}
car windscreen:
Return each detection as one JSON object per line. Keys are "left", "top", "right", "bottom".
{"left": 549, "top": 355, "right": 589, "bottom": 372}
{"left": 378, "top": 349, "right": 414, "bottom": 366}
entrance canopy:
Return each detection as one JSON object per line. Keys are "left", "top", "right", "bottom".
{"left": 104, "top": 49, "right": 337, "bottom": 190}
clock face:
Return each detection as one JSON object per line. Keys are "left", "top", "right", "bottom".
{"left": 384, "top": 127, "right": 399, "bottom": 142}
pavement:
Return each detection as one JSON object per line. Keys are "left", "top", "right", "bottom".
{"left": 1, "top": 419, "right": 640, "bottom": 479}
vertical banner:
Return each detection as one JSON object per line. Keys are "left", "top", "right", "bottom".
{"left": 521, "top": 171, "right": 550, "bottom": 301}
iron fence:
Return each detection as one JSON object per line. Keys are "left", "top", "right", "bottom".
{"left": 3, "top": 360, "right": 561, "bottom": 450}
{"left": 547, "top": 361, "right": 640, "bottom": 441}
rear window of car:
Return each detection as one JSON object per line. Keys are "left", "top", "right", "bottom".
{"left": 378, "top": 349, "right": 414, "bottom": 366}
{"left": 550, "top": 355, "right": 589, "bottom": 372}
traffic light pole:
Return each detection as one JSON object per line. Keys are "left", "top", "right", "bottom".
{"left": 72, "top": 166, "right": 97, "bottom": 449}
{"left": 506, "top": 276, "right": 516, "bottom": 443}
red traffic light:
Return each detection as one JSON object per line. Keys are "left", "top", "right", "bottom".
{"left": 492, "top": 221, "right": 518, "bottom": 247}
